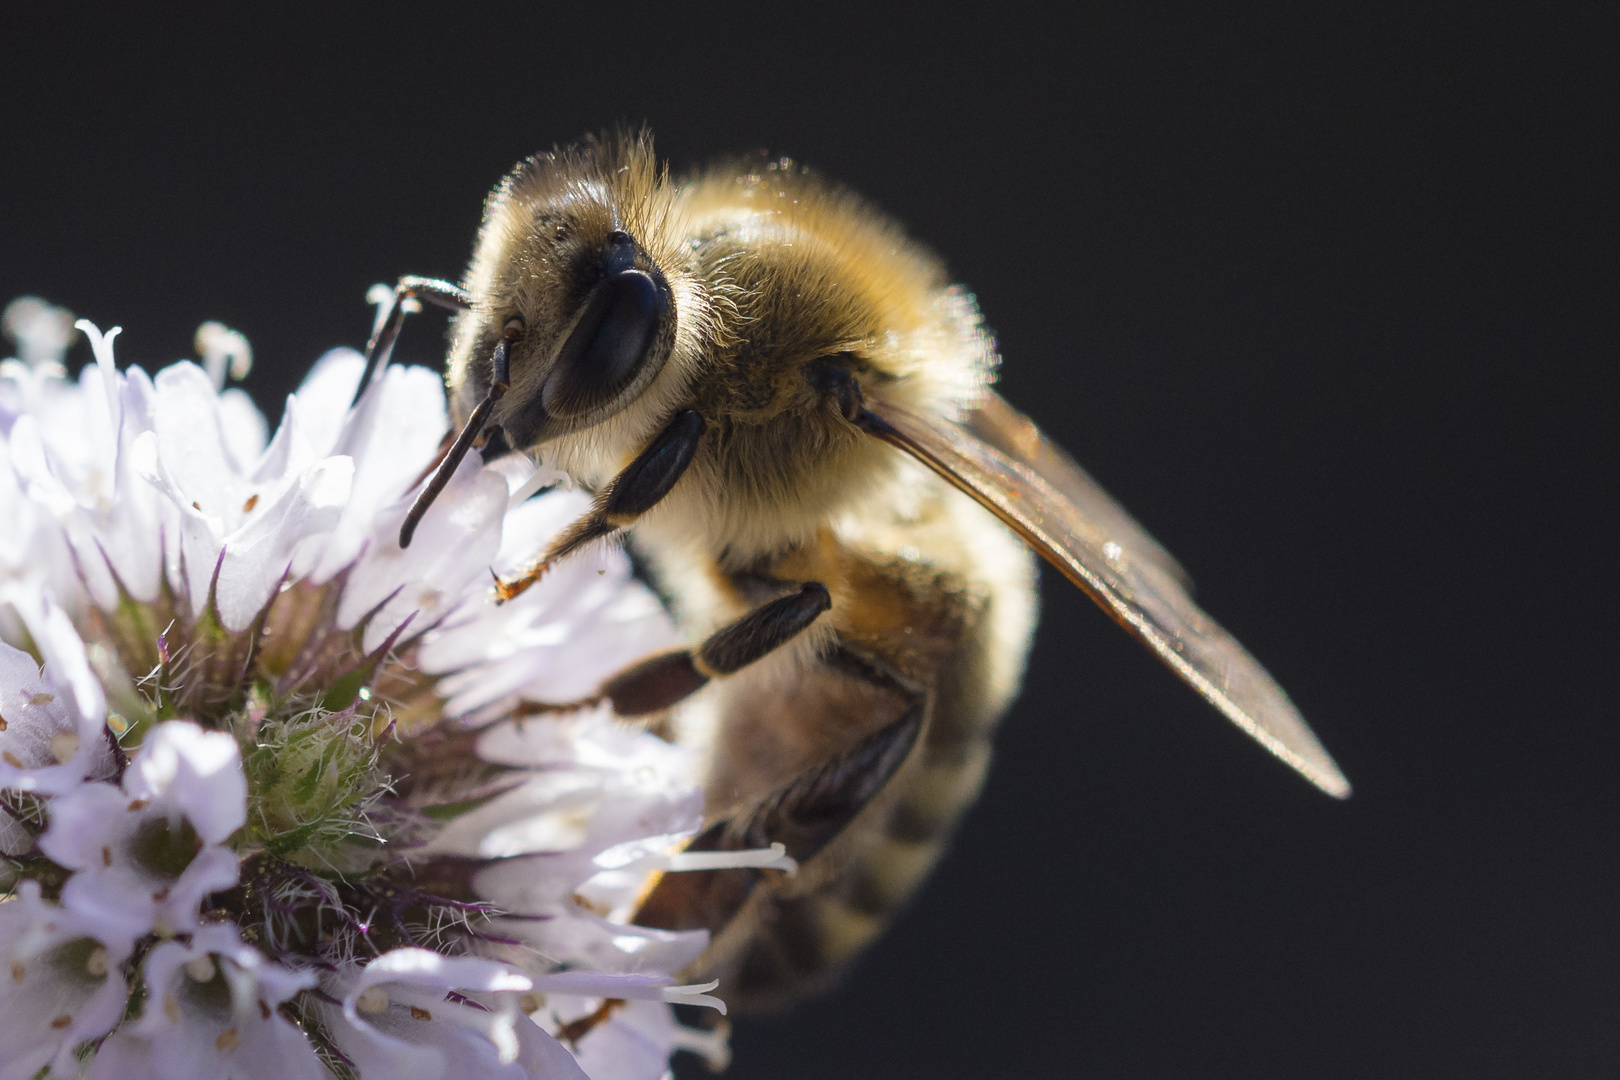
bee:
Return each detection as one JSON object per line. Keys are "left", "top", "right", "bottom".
{"left": 364, "top": 133, "right": 1349, "bottom": 1014}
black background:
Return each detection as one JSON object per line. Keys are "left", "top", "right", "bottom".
{"left": 2, "top": 6, "right": 1614, "bottom": 1078}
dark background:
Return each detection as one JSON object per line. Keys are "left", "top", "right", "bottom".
{"left": 3, "top": 6, "right": 1614, "bottom": 1077}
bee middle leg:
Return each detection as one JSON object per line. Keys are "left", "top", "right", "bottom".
{"left": 598, "top": 581, "right": 832, "bottom": 716}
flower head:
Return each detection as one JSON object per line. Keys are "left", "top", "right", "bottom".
{"left": 0, "top": 298, "right": 746, "bottom": 1079}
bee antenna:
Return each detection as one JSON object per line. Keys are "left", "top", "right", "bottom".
{"left": 399, "top": 338, "right": 510, "bottom": 549}
{"left": 354, "top": 277, "right": 471, "bottom": 408}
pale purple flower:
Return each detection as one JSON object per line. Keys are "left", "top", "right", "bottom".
{"left": 40, "top": 719, "right": 246, "bottom": 939}
{"left": 0, "top": 595, "right": 115, "bottom": 795}
{"left": 3, "top": 321, "right": 168, "bottom": 612}
{"left": 130, "top": 360, "right": 354, "bottom": 632}
{"left": 86, "top": 924, "right": 323, "bottom": 1080}
{"left": 314, "top": 950, "right": 587, "bottom": 1080}
{"left": 0, "top": 880, "right": 132, "bottom": 1080}
{"left": 0, "top": 300, "right": 750, "bottom": 1078}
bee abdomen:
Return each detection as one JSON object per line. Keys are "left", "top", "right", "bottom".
{"left": 887, "top": 738, "right": 994, "bottom": 844}
{"left": 697, "top": 524, "right": 1037, "bottom": 1012}
{"left": 723, "top": 671, "right": 1007, "bottom": 1009}
{"left": 724, "top": 726, "right": 999, "bottom": 1007}
{"left": 834, "top": 725, "right": 997, "bottom": 918}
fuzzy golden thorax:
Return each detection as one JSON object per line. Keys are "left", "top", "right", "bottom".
{"left": 448, "top": 137, "right": 998, "bottom": 567}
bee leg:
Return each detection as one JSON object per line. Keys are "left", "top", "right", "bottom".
{"left": 600, "top": 582, "right": 832, "bottom": 716}
{"left": 633, "top": 703, "right": 924, "bottom": 934}
{"left": 353, "top": 276, "right": 471, "bottom": 407}
{"left": 494, "top": 408, "right": 706, "bottom": 602}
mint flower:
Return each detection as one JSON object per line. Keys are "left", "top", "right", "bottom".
{"left": 0, "top": 880, "right": 132, "bottom": 1080}
{"left": 40, "top": 720, "right": 246, "bottom": 940}
{"left": 0, "top": 296, "right": 759, "bottom": 1079}
{"left": 86, "top": 923, "right": 323, "bottom": 1080}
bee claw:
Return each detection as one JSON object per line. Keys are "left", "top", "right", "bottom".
{"left": 490, "top": 567, "right": 516, "bottom": 604}
{"left": 492, "top": 562, "right": 547, "bottom": 604}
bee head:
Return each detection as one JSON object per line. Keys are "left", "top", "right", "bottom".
{"left": 449, "top": 140, "right": 686, "bottom": 451}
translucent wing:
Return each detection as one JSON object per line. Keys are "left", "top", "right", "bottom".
{"left": 861, "top": 397, "right": 1350, "bottom": 798}
{"left": 964, "top": 392, "right": 1194, "bottom": 592}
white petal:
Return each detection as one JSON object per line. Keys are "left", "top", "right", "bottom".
{"left": 56, "top": 832, "right": 239, "bottom": 940}
{"left": 92, "top": 925, "right": 324, "bottom": 1080}
{"left": 565, "top": 998, "right": 686, "bottom": 1080}
{"left": 304, "top": 360, "right": 448, "bottom": 583}
{"left": 337, "top": 456, "right": 506, "bottom": 655}
{"left": 97, "top": 365, "right": 167, "bottom": 604}
{"left": 210, "top": 456, "right": 353, "bottom": 630}
{"left": 419, "top": 496, "right": 679, "bottom": 718}
{"left": 351, "top": 950, "right": 532, "bottom": 996}
{"left": 0, "top": 881, "right": 133, "bottom": 1080}
{"left": 16, "top": 588, "right": 106, "bottom": 736}
{"left": 35, "top": 780, "right": 127, "bottom": 869}
{"left": 125, "top": 720, "right": 247, "bottom": 843}
{"left": 285, "top": 348, "right": 366, "bottom": 463}
{"left": 321, "top": 951, "right": 544, "bottom": 1080}
{"left": 511, "top": 1013, "right": 593, "bottom": 1080}
{"left": 45, "top": 723, "right": 247, "bottom": 938}
{"left": 139, "top": 421, "right": 354, "bottom": 628}
{"left": 150, "top": 362, "right": 251, "bottom": 517}
{"left": 218, "top": 386, "right": 270, "bottom": 474}
{"left": 0, "top": 621, "right": 111, "bottom": 796}
{"left": 79, "top": 1034, "right": 156, "bottom": 1080}
{"left": 493, "top": 911, "right": 710, "bottom": 978}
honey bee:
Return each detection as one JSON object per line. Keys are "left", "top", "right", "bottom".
{"left": 364, "top": 133, "right": 1349, "bottom": 1014}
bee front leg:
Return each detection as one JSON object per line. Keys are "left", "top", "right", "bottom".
{"left": 599, "top": 581, "right": 832, "bottom": 716}
{"left": 494, "top": 408, "right": 706, "bottom": 602}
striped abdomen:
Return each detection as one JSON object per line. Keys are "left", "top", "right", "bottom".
{"left": 637, "top": 497, "right": 1037, "bottom": 1011}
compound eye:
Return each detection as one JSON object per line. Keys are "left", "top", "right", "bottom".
{"left": 541, "top": 268, "right": 669, "bottom": 419}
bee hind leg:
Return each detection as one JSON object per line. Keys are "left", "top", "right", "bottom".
{"left": 632, "top": 702, "right": 924, "bottom": 933}
{"left": 555, "top": 704, "right": 919, "bottom": 1044}
{"left": 599, "top": 581, "right": 832, "bottom": 716}
{"left": 552, "top": 702, "right": 912, "bottom": 1051}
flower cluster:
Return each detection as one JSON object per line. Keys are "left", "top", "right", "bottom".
{"left": 0, "top": 296, "right": 747, "bottom": 1079}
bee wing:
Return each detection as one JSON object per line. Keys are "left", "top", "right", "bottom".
{"left": 964, "top": 392, "right": 1195, "bottom": 592}
{"left": 861, "top": 398, "right": 1350, "bottom": 799}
